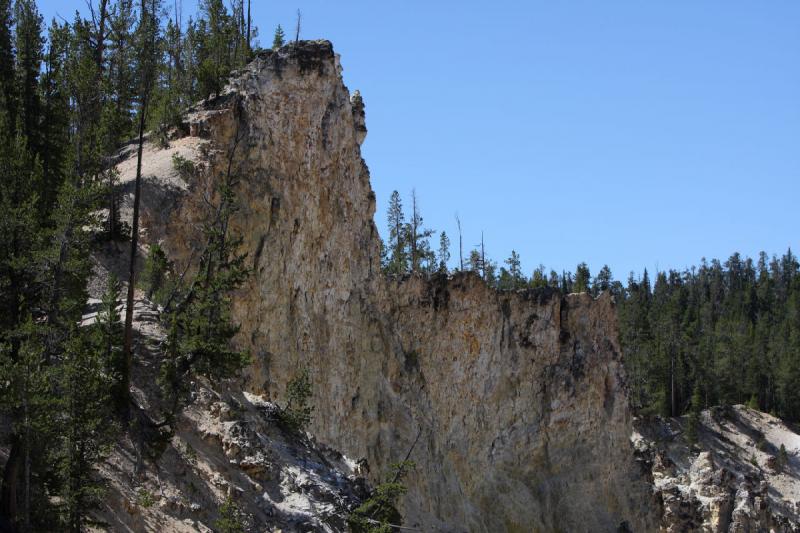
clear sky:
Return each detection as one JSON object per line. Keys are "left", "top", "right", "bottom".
{"left": 40, "top": 1, "right": 800, "bottom": 279}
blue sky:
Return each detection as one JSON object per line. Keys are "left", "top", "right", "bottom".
{"left": 40, "top": 1, "right": 800, "bottom": 279}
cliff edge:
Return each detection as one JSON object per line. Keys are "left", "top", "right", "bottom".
{"left": 107, "top": 41, "right": 800, "bottom": 532}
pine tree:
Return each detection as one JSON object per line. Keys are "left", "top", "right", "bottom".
{"left": 406, "top": 190, "right": 434, "bottom": 273}
{"left": 437, "top": 231, "right": 450, "bottom": 273}
{"left": 57, "top": 325, "right": 118, "bottom": 532}
{"left": 13, "top": 0, "right": 43, "bottom": 152}
{"left": 0, "top": 0, "right": 15, "bottom": 121}
{"left": 272, "top": 24, "right": 285, "bottom": 49}
{"left": 215, "top": 497, "right": 246, "bottom": 533}
{"left": 530, "top": 265, "right": 547, "bottom": 289}
{"left": 500, "top": 250, "right": 525, "bottom": 289}
{"left": 593, "top": 265, "right": 613, "bottom": 296}
{"left": 385, "top": 190, "right": 406, "bottom": 275}
{"left": 574, "top": 262, "right": 591, "bottom": 293}
{"left": 39, "top": 20, "right": 72, "bottom": 214}
{"left": 158, "top": 117, "right": 250, "bottom": 416}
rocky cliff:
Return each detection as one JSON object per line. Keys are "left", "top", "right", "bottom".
{"left": 111, "top": 41, "right": 800, "bottom": 532}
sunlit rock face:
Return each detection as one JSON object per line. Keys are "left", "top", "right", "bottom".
{"left": 129, "top": 40, "right": 661, "bottom": 531}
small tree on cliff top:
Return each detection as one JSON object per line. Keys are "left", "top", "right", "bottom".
{"left": 272, "top": 24, "right": 285, "bottom": 49}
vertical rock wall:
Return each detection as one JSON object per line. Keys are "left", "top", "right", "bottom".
{"left": 151, "top": 41, "right": 658, "bottom": 531}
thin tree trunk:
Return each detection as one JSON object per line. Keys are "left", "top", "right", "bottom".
{"left": 456, "top": 214, "right": 463, "bottom": 271}
{"left": 121, "top": 92, "right": 149, "bottom": 421}
{"left": 246, "top": 0, "right": 251, "bottom": 55}
{"left": 22, "top": 392, "right": 30, "bottom": 531}
{"left": 0, "top": 436, "right": 20, "bottom": 527}
{"left": 480, "top": 232, "right": 485, "bottom": 279}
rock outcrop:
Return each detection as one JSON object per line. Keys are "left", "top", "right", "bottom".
{"left": 634, "top": 406, "right": 800, "bottom": 532}
{"left": 111, "top": 40, "right": 800, "bottom": 531}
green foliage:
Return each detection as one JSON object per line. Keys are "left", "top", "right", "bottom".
{"left": 574, "top": 262, "right": 591, "bottom": 293}
{"left": 384, "top": 190, "right": 406, "bottom": 275}
{"left": 0, "top": 0, "right": 265, "bottom": 527}
{"left": 498, "top": 250, "right": 526, "bottom": 290}
{"left": 172, "top": 153, "right": 196, "bottom": 180}
{"left": 58, "top": 324, "right": 119, "bottom": 530}
{"left": 618, "top": 250, "right": 800, "bottom": 421}
{"left": 272, "top": 24, "right": 285, "bottom": 49}
{"left": 158, "top": 147, "right": 251, "bottom": 421}
{"left": 348, "top": 460, "right": 414, "bottom": 533}
{"left": 278, "top": 368, "right": 313, "bottom": 433}
{"left": 777, "top": 444, "right": 789, "bottom": 471}
{"left": 137, "top": 488, "right": 156, "bottom": 509}
{"left": 140, "top": 243, "right": 171, "bottom": 304}
{"left": 437, "top": 231, "right": 450, "bottom": 273}
{"left": 214, "top": 497, "right": 246, "bottom": 533}
{"left": 685, "top": 383, "right": 702, "bottom": 445}
{"left": 747, "top": 394, "right": 760, "bottom": 410}
{"left": 530, "top": 265, "right": 548, "bottom": 289}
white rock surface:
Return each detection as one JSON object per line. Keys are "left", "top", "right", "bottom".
{"left": 634, "top": 405, "right": 800, "bottom": 531}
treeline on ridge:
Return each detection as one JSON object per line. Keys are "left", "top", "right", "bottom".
{"left": 381, "top": 189, "right": 800, "bottom": 423}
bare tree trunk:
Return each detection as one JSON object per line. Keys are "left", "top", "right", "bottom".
{"left": 670, "top": 348, "right": 676, "bottom": 417}
{"left": 0, "top": 437, "right": 20, "bottom": 526}
{"left": 22, "top": 393, "right": 30, "bottom": 531}
{"left": 295, "top": 9, "right": 301, "bottom": 43}
{"left": 480, "top": 232, "right": 485, "bottom": 279}
{"left": 246, "top": 0, "right": 251, "bottom": 54}
{"left": 456, "top": 214, "right": 463, "bottom": 271}
{"left": 410, "top": 190, "right": 418, "bottom": 272}
{"left": 122, "top": 0, "right": 157, "bottom": 421}
{"left": 121, "top": 93, "right": 148, "bottom": 421}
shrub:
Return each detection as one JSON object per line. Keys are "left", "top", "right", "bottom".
{"left": 137, "top": 488, "right": 156, "bottom": 508}
{"left": 778, "top": 444, "right": 789, "bottom": 471}
{"left": 214, "top": 497, "right": 245, "bottom": 533}
{"left": 278, "top": 368, "right": 313, "bottom": 433}
{"left": 348, "top": 461, "right": 415, "bottom": 533}
{"left": 172, "top": 153, "right": 196, "bottom": 181}
{"left": 140, "top": 243, "right": 170, "bottom": 305}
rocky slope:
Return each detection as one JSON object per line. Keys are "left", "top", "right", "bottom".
{"left": 80, "top": 286, "right": 365, "bottom": 533}
{"left": 634, "top": 406, "right": 800, "bottom": 532}
{"left": 109, "top": 40, "right": 800, "bottom": 532}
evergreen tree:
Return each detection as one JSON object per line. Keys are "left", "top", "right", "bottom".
{"left": 530, "top": 265, "right": 548, "bottom": 289}
{"left": 272, "top": 24, "right": 285, "bottom": 49}
{"left": 13, "top": 0, "right": 43, "bottom": 151}
{"left": 57, "top": 325, "right": 118, "bottom": 532}
{"left": 0, "top": 0, "right": 15, "bottom": 120}
{"left": 385, "top": 190, "right": 406, "bottom": 275}
{"left": 437, "top": 231, "right": 450, "bottom": 273}
{"left": 406, "top": 189, "right": 434, "bottom": 273}
{"left": 38, "top": 20, "right": 72, "bottom": 214}
{"left": 498, "top": 250, "right": 525, "bottom": 290}
{"left": 574, "top": 262, "right": 591, "bottom": 293}
{"left": 593, "top": 265, "right": 613, "bottom": 296}
{"left": 159, "top": 119, "right": 250, "bottom": 417}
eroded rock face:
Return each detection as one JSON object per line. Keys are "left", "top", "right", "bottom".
{"left": 634, "top": 406, "right": 800, "bottom": 532}
{"left": 125, "top": 41, "right": 660, "bottom": 531}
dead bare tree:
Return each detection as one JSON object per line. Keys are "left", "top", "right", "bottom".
{"left": 294, "top": 9, "right": 301, "bottom": 43}
{"left": 121, "top": 0, "right": 158, "bottom": 422}
{"left": 456, "top": 213, "right": 464, "bottom": 271}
